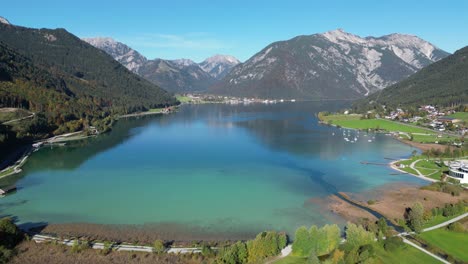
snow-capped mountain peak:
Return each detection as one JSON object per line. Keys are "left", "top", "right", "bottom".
{"left": 210, "top": 29, "right": 449, "bottom": 100}
{"left": 83, "top": 37, "right": 147, "bottom": 73}
{"left": 0, "top": 16, "right": 11, "bottom": 25}
{"left": 171, "top": 58, "right": 196, "bottom": 67}
{"left": 200, "top": 54, "right": 240, "bottom": 79}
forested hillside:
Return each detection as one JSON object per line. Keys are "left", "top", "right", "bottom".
{"left": 0, "top": 22, "right": 177, "bottom": 158}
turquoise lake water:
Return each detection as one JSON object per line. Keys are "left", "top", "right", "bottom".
{"left": 0, "top": 102, "right": 426, "bottom": 239}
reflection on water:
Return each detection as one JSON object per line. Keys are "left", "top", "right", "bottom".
{"left": 0, "top": 102, "right": 426, "bottom": 239}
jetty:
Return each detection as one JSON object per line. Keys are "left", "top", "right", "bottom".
{"left": 0, "top": 185, "right": 17, "bottom": 196}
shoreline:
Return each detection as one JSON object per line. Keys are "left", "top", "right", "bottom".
{"left": 0, "top": 131, "right": 92, "bottom": 182}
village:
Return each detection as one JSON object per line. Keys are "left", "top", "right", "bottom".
{"left": 383, "top": 105, "right": 467, "bottom": 138}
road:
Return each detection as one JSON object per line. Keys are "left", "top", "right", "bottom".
{"left": 2, "top": 113, "right": 35, "bottom": 125}
{"left": 401, "top": 238, "right": 449, "bottom": 264}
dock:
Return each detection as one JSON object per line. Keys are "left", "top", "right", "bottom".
{"left": 0, "top": 185, "right": 17, "bottom": 196}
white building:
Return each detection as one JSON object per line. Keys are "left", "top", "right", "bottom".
{"left": 448, "top": 161, "right": 468, "bottom": 184}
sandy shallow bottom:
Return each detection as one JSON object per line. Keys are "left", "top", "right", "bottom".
{"left": 333, "top": 182, "right": 467, "bottom": 223}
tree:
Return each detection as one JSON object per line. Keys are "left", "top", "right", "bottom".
{"left": 407, "top": 202, "right": 424, "bottom": 233}
{"left": 316, "top": 224, "right": 341, "bottom": 256}
{"left": 344, "top": 223, "right": 375, "bottom": 251}
{"left": 247, "top": 231, "right": 285, "bottom": 263}
{"left": 377, "top": 218, "right": 389, "bottom": 237}
{"left": 292, "top": 226, "right": 312, "bottom": 257}
{"left": 0, "top": 218, "right": 22, "bottom": 249}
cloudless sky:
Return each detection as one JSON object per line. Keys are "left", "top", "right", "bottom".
{"left": 2, "top": 0, "right": 468, "bottom": 62}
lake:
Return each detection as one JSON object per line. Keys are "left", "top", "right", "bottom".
{"left": 0, "top": 102, "right": 426, "bottom": 239}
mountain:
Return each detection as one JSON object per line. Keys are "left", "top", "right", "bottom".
{"left": 82, "top": 37, "right": 147, "bottom": 73}
{"left": 0, "top": 16, "right": 10, "bottom": 25}
{"left": 209, "top": 29, "right": 449, "bottom": 100}
{"left": 199, "top": 55, "right": 240, "bottom": 79}
{"left": 83, "top": 38, "right": 239, "bottom": 93}
{"left": 138, "top": 58, "right": 216, "bottom": 93}
{"left": 353, "top": 46, "right": 468, "bottom": 110}
{"left": 0, "top": 22, "right": 176, "bottom": 136}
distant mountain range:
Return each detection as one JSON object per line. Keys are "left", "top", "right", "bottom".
{"left": 353, "top": 46, "right": 468, "bottom": 109}
{"left": 209, "top": 29, "right": 449, "bottom": 100}
{"left": 83, "top": 37, "right": 240, "bottom": 93}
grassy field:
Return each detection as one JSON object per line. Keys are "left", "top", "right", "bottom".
{"left": 418, "top": 228, "right": 468, "bottom": 262}
{"left": 148, "top": 108, "right": 165, "bottom": 113}
{"left": 448, "top": 112, "right": 468, "bottom": 122}
{"left": 319, "top": 114, "right": 430, "bottom": 133}
{"left": 276, "top": 245, "right": 442, "bottom": 264}
{"left": 274, "top": 256, "right": 308, "bottom": 264}
{"left": 373, "top": 244, "right": 442, "bottom": 264}
{"left": 319, "top": 114, "right": 461, "bottom": 143}
{"left": 0, "top": 108, "right": 32, "bottom": 123}
{"left": 423, "top": 215, "right": 458, "bottom": 229}
{"left": 175, "top": 94, "right": 192, "bottom": 103}
{"left": 396, "top": 156, "right": 447, "bottom": 180}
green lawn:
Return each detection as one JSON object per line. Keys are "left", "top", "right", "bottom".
{"left": 276, "top": 246, "right": 442, "bottom": 264}
{"left": 423, "top": 215, "right": 455, "bottom": 229}
{"left": 373, "top": 244, "right": 442, "bottom": 264}
{"left": 320, "top": 114, "right": 461, "bottom": 144}
{"left": 448, "top": 112, "right": 468, "bottom": 122}
{"left": 321, "top": 116, "right": 430, "bottom": 133}
{"left": 411, "top": 134, "right": 459, "bottom": 144}
{"left": 418, "top": 229, "right": 468, "bottom": 262}
{"left": 148, "top": 108, "right": 164, "bottom": 113}
{"left": 274, "top": 256, "right": 308, "bottom": 264}
{"left": 175, "top": 94, "right": 192, "bottom": 103}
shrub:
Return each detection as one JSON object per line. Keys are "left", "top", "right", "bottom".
{"left": 367, "top": 200, "right": 376, "bottom": 205}
{"left": 71, "top": 240, "right": 90, "bottom": 253}
{"left": 447, "top": 222, "right": 465, "bottom": 233}
{"left": 201, "top": 245, "right": 215, "bottom": 258}
{"left": 0, "top": 218, "right": 23, "bottom": 248}
{"left": 383, "top": 237, "right": 405, "bottom": 252}
{"left": 153, "top": 240, "right": 165, "bottom": 254}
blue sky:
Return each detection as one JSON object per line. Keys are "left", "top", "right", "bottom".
{"left": 3, "top": 0, "right": 468, "bottom": 62}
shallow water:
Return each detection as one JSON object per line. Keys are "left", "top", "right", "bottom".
{"left": 0, "top": 102, "right": 426, "bottom": 238}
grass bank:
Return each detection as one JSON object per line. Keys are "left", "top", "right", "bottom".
{"left": 318, "top": 113, "right": 461, "bottom": 144}
{"left": 418, "top": 228, "right": 467, "bottom": 262}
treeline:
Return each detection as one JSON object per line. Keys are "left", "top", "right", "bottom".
{"left": 207, "top": 231, "right": 287, "bottom": 263}
{"left": 289, "top": 220, "right": 397, "bottom": 263}
{"left": 404, "top": 201, "right": 467, "bottom": 233}
{"left": 0, "top": 218, "right": 23, "bottom": 263}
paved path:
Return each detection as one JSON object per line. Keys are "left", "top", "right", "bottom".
{"left": 423, "top": 212, "right": 468, "bottom": 232}
{"left": 402, "top": 238, "right": 449, "bottom": 264}
{"left": 409, "top": 159, "right": 424, "bottom": 176}
{"left": 2, "top": 113, "right": 35, "bottom": 125}
{"left": 397, "top": 212, "right": 468, "bottom": 263}
{"left": 32, "top": 234, "right": 202, "bottom": 253}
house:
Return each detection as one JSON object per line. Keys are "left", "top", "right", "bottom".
{"left": 437, "top": 117, "right": 460, "bottom": 124}
{"left": 448, "top": 161, "right": 468, "bottom": 184}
